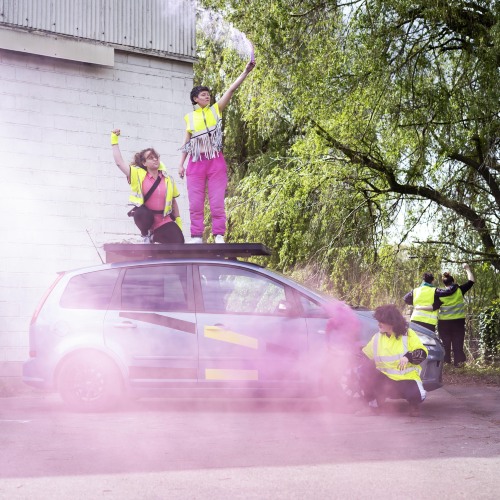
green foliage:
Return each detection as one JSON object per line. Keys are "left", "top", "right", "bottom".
{"left": 478, "top": 299, "right": 500, "bottom": 361}
{"left": 196, "top": 0, "right": 500, "bottom": 308}
{"left": 443, "top": 363, "right": 500, "bottom": 386}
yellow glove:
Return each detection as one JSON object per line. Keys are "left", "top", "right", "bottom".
{"left": 175, "top": 216, "right": 183, "bottom": 230}
{"left": 111, "top": 132, "right": 119, "bottom": 145}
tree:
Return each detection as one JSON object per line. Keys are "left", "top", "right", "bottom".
{"left": 200, "top": 0, "right": 500, "bottom": 274}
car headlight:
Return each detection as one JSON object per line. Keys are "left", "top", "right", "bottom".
{"left": 415, "top": 331, "right": 437, "bottom": 346}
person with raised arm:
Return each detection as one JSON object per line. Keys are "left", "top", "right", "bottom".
{"left": 178, "top": 60, "right": 255, "bottom": 244}
{"left": 437, "top": 263, "right": 475, "bottom": 366}
{"left": 111, "top": 129, "right": 184, "bottom": 244}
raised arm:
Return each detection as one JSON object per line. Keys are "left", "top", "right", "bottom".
{"left": 111, "top": 129, "right": 130, "bottom": 177}
{"left": 463, "top": 263, "right": 475, "bottom": 282}
{"left": 217, "top": 60, "right": 255, "bottom": 112}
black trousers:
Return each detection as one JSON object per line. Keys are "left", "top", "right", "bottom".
{"left": 133, "top": 208, "right": 184, "bottom": 243}
{"left": 359, "top": 361, "right": 424, "bottom": 405}
{"left": 152, "top": 221, "right": 185, "bottom": 243}
{"left": 438, "top": 318, "right": 466, "bottom": 365}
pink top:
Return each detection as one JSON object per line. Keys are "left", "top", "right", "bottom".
{"left": 142, "top": 171, "right": 173, "bottom": 232}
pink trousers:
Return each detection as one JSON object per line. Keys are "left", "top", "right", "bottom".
{"left": 186, "top": 153, "right": 228, "bottom": 236}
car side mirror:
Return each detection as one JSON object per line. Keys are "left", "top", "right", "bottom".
{"left": 276, "top": 300, "right": 295, "bottom": 316}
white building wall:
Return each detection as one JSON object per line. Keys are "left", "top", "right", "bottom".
{"left": 0, "top": 47, "right": 194, "bottom": 376}
{"left": 0, "top": 0, "right": 196, "bottom": 61}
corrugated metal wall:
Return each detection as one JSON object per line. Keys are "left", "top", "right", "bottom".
{"left": 0, "top": 0, "right": 196, "bottom": 60}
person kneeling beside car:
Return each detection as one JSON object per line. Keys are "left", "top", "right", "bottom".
{"left": 358, "top": 304, "right": 428, "bottom": 417}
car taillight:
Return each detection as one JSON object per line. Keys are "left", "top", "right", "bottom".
{"left": 30, "top": 273, "right": 65, "bottom": 326}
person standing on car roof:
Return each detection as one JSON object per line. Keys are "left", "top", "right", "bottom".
{"left": 111, "top": 129, "right": 184, "bottom": 244}
{"left": 403, "top": 272, "right": 455, "bottom": 332}
{"left": 357, "top": 304, "right": 428, "bottom": 417}
{"left": 177, "top": 60, "right": 255, "bottom": 244}
{"left": 437, "top": 264, "right": 475, "bottom": 367}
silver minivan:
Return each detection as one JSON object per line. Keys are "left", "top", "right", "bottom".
{"left": 23, "top": 244, "right": 444, "bottom": 411}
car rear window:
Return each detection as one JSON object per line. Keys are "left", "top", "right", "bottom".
{"left": 121, "top": 265, "right": 189, "bottom": 312}
{"left": 60, "top": 269, "right": 120, "bottom": 309}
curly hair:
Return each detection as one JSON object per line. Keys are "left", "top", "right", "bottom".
{"left": 442, "top": 272, "right": 455, "bottom": 286}
{"left": 190, "top": 85, "right": 210, "bottom": 105}
{"left": 132, "top": 148, "right": 159, "bottom": 169}
{"left": 373, "top": 304, "right": 408, "bottom": 338}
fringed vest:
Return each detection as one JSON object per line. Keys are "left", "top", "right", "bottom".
{"left": 181, "top": 104, "right": 223, "bottom": 162}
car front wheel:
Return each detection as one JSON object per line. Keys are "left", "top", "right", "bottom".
{"left": 57, "top": 351, "right": 123, "bottom": 412}
{"left": 320, "top": 350, "right": 364, "bottom": 406}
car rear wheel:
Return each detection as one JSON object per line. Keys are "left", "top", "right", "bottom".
{"left": 57, "top": 351, "right": 123, "bottom": 412}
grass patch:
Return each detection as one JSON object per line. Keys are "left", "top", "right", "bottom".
{"left": 443, "top": 363, "right": 500, "bottom": 387}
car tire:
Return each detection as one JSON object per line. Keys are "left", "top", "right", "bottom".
{"left": 320, "top": 353, "right": 364, "bottom": 406}
{"left": 57, "top": 351, "right": 123, "bottom": 412}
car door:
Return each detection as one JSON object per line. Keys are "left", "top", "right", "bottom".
{"left": 104, "top": 263, "right": 198, "bottom": 387}
{"left": 296, "top": 291, "right": 369, "bottom": 394}
{"left": 195, "top": 263, "right": 308, "bottom": 388}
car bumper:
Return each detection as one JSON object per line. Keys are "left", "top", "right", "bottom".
{"left": 22, "top": 358, "right": 54, "bottom": 390}
{"left": 421, "top": 354, "right": 443, "bottom": 391}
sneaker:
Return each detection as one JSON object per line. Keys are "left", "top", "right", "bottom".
{"left": 141, "top": 235, "right": 151, "bottom": 244}
{"left": 188, "top": 237, "right": 203, "bottom": 244}
{"left": 214, "top": 235, "right": 225, "bottom": 244}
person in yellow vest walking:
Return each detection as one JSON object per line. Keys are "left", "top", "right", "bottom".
{"left": 357, "top": 304, "right": 428, "bottom": 417}
{"left": 111, "top": 129, "right": 184, "bottom": 244}
{"left": 438, "top": 263, "right": 475, "bottom": 367}
{"left": 403, "top": 272, "right": 455, "bottom": 332}
{"left": 178, "top": 60, "right": 255, "bottom": 243}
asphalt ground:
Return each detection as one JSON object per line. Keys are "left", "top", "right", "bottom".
{"left": 0, "top": 385, "right": 499, "bottom": 499}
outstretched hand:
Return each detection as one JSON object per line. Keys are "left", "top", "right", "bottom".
{"left": 245, "top": 60, "right": 256, "bottom": 74}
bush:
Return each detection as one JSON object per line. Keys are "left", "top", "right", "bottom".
{"left": 477, "top": 300, "right": 500, "bottom": 362}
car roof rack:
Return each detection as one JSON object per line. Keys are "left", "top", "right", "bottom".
{"left": 103, "top": 243, "right": 272, "bottom": 263}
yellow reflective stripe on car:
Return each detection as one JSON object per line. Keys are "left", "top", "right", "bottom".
{"left": 205, "top": 369, "right": 258, "bottom": 381}
{"left": 204, "top": 326, "right": 258, "bottom": 349}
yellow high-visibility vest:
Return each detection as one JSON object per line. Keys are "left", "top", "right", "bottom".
{"left": 129, "top": 163, "right": 178, "bottom": 217}
{"left": 362, "top": 328, "right": 428, "bottom": 382}
{"left": 438, "top": 288, "right": 465, "bottom": 320}
{"left": 411, "top": 286, "right": 438, "bottom": 326}
{"left": 182, "top": 104, "right": 223, "bottom": 161}
{"left": 185, "top": 103, "right": 221, "bottom": 134}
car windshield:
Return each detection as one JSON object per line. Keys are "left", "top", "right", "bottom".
{"left": 263, "top": 267, "right": 332, "bottom": 298}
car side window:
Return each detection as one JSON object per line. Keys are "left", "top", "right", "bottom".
{"left": 299, "top": 294, "right": 328, "bottom": 318}
{"left": 60, "top": 269, "right": 120, "bottom": 310}
{"left": 199, "top": 265, "right": 286, "bottom": 314}
{"left": 121, "top": 265, "right": 189, "bottom": 312}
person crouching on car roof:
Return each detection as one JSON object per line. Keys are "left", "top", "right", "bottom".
{"left": 111, "top": 129, "right": 184, "bottom": 244}
{"left": 358, "top": 304, "right": 428, "bottom": 417}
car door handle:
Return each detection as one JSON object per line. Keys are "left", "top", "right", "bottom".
{"left": 113, "top": 321, "right": 137, "bottom": 328}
